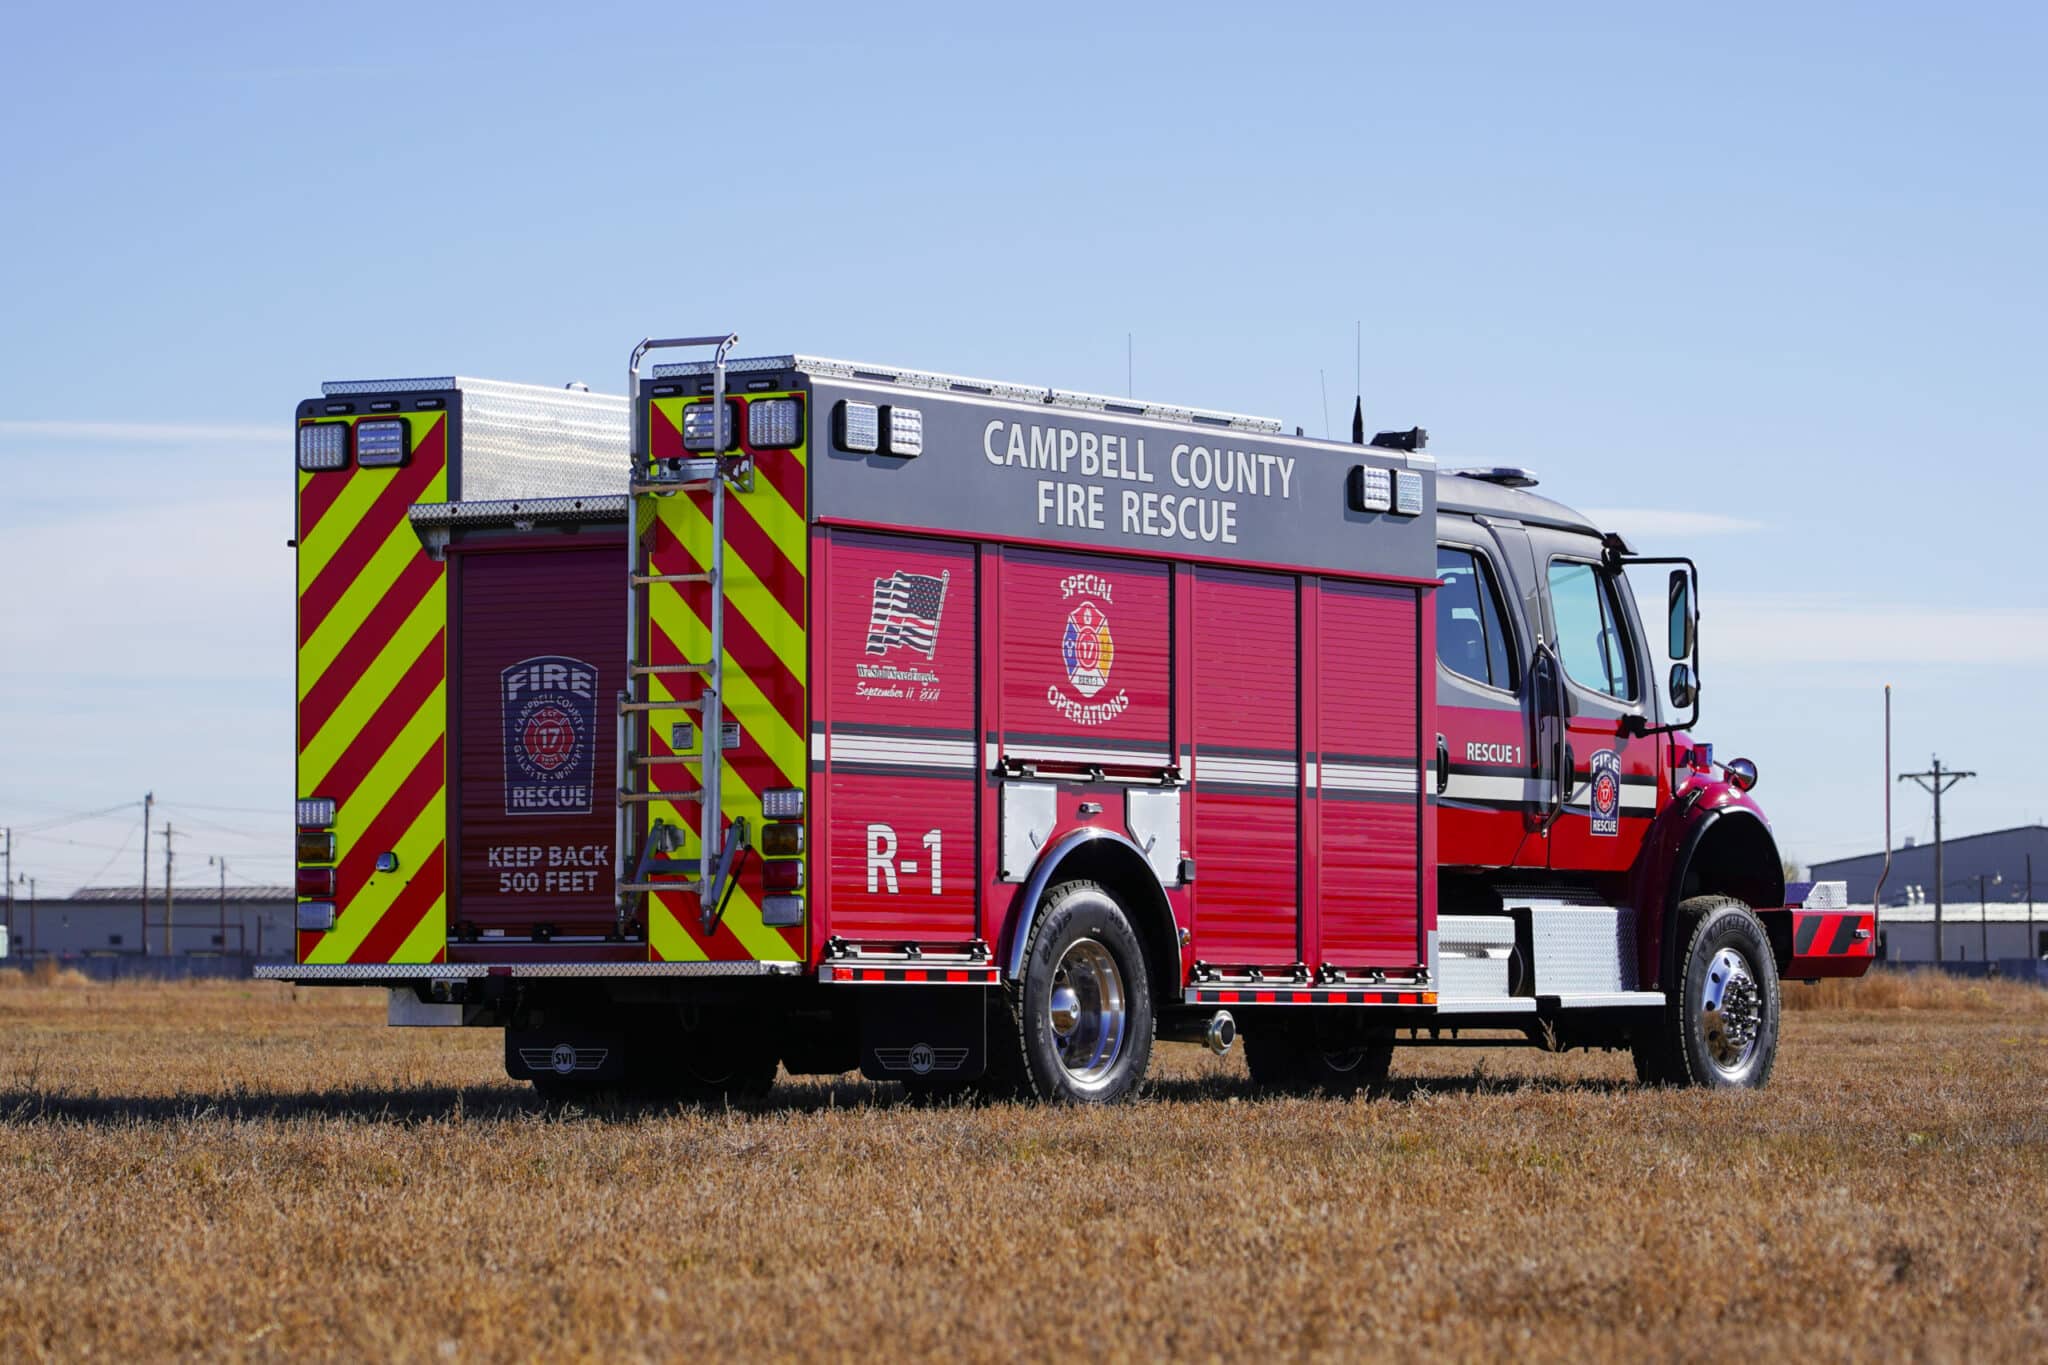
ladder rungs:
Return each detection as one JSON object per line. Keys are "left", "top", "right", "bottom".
{"left": 633, "top": 663, "right": 713, "bottom": 675}
{"left": 619, "top": 790, "right": 707, "bottom": 805}
{"left": 637, "top": 754, "right": 705, "bottom": 765}
{"left": 633, "top": 572, "right": 712, "bottom": 586}
{"left": 619, "top": 699, "right": 705, "bottom": 713}
{"left": 619, "top": 880, "right": 704, "bottom": 896}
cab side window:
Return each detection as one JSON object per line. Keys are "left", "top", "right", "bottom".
{"left": 1547, "top": 560, "right": 1637, "bottom": 701}
{"left": 1437, "top": 546, "right": 1516, "bottom": 691}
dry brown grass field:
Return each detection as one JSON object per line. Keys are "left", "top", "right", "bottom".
{"left": 2, "top": 970, "right": 2044, "bottom": 1362}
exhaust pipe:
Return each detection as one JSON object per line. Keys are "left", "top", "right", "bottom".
{"left": 1159, "top": 1009, "right": 1237, "bottom": 1055}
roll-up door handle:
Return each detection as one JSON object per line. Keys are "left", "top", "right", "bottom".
{"left": 1435, "top": 734, "right": 1450, "bottom": 795}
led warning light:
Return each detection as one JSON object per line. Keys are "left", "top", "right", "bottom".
{"left": 353, "top": 418, "right": 411, "bottom": 468}
{"left": 1394, "top": 470, "right": 1424, "bottom": 516}
{"left": 747, "top": 397, "right": 802, "bottom": 448}
{"left": 762, "top": 788, "right": 805, "bottom": 820}
{"left": 882, "top": 405, "right": 923, "bottom": 457}
{"left": 760, "top": 823, "right": 805, "bottom": 858}
{"left": 296, "top": 797, "right": 337, "bottom": 829}
{"left": 835, "top": 400, "right": 879, "bottom": 453}
{"left": 682, "top": 399, "right": 737, "bottom": 452}
{"left": 1347, "top": 464, "right": 1392, "bottom": 513}
{"left": 297, "top": 422, "right": 349, "bottom": 471}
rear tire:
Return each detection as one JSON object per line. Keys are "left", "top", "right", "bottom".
{"left": 1634, "top": 895, "right": 1780, "bottom": 1090}
{"left": 642, "top": 1010, "right": 778, "bottom": 1105}
{"left": 1244, "top": 1021, "right": 1393, "bottom": 1097}
{"left": 1002, "top": 881, "right": 1154, "bottom": 1103}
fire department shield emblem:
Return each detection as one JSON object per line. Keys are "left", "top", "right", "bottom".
{"left": 1589, "top": 748, "right": 1622, "bottom": 837}
{"left": 1061, "top": 600, "right": 1115, "bottom": 699}
{"left": 502, "top": 655, "right": 599, "bottom": 816}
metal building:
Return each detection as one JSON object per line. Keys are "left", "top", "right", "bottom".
{"left": 2, "top": 885, "right": 293, "bottom": 960}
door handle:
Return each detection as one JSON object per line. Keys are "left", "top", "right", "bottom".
{"left": 1435, "top": 734, "right": 1450, "bottom": 795}
{"left": 1562, "top": 744, "right": 1576, "bottom": 802}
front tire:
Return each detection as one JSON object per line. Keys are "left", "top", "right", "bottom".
{"left": 1634, "top": 895, "right": 1780, "bottom": 1089}
{"left": 1002, "top": 881, "right": 1154, "bottom": 1103}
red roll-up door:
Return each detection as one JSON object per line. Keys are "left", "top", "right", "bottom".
{"left": 1190, "top": 566, "right": 1300, "bottom": 967}
{"left": 1316, "top": 581, "right": 1425, "bottom": 971}
{"left": 453, "top": 539, "right": 624, "bottom": 940}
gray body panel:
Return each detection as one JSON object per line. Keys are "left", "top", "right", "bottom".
{"left": 805, "top": 376, "right": 1435, "bottom": 580}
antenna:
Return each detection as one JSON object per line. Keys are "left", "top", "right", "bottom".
{"left": 1127, "top": 332, "right": 1133, "bottom": 398}
{"left": 1351, "top": 321, "right": 1366, "bottom": 444}
{"left": 1319, "top": 370, "right": 1330, "bottom": 439}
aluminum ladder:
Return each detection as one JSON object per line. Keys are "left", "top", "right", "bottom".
{"left": 614, "top": 332, "right": 752, "bottom": 936}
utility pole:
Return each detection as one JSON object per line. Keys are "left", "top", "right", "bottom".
{"left": 162, "top": 821, "right": 175, "bottom": 957}
{"left": 139, "top": 792, "right": 154, "bottom": 955}
{"left": 1900, "top": 757, "right": 1973, "bottom": 966}
{"left": 2029, "top": 854, "right": 2036, "bottom": 960}
{"left": 3, "top": 827, "right": 12, "bottom": 944}
{"left": 20, "top": 875, "right": 35, "bottom": 957}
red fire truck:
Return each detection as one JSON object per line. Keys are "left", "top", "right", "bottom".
{"left": 267, "top": 336, "right": 1873, "bottom": 1102}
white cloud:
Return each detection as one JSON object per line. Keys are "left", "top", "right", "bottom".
{"left": 1581, "top": 507, "right": 1764, "bottom": 537}
{"left": 1711, "top": 595, "right": 2048, "bottom": 665}
{"left": 0, "top": 419, "right": 278, "bottom": 444}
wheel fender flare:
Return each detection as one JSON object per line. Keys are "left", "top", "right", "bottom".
{"left": 1000, "top": 827, "right": 1181, "bottom": 990}
{"left": 1636, "top": 796, "right": 1783, "bottom": 990}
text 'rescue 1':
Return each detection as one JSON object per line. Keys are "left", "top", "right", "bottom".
{"left": 982, "top": 419, "right": 1297, "bottom": 547}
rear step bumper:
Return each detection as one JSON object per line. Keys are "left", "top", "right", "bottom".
{"left": 255, "top": 961, "right": 802, "bottom": 981}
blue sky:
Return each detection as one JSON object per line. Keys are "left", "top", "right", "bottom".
{"left": 2, "top": 2, "right": 2043, "bottom": 895}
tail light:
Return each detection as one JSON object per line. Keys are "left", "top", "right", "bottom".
{"left": 296, "top": 902, "right": 336, "bottom": 932}
{"left": 296, "top": 831, "right": 336, "bottom": 864}
{"left": 296, "top": 867, "right": 336, "bottom": 898}
{"left": 760, "top": 823, "right": 804, "bottom": 858}
{"left": 764, "top": 859, "right": 805, "bottom": 893}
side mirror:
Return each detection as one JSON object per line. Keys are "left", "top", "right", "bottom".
{"left": 1668, "top": 661, "right": 1697, "bottom": 709}
{"left": 1667, "top": 569, "right": 1695, "bottom": 660}
{"left": 1724, "top": 756, "right": 1758, "bottom": 792}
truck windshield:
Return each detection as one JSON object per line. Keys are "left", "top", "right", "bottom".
{"left": 1548, "top": 560, "right": 1636, "bottom": 701}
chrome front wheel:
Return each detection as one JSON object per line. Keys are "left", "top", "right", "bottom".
{"left": 1049, "top": 938, "right": 1128, "bottom": 1092}
{"left": 1698, "top": 945, "right": 1764, "bottom": 1078}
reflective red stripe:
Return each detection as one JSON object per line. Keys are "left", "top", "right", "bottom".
{"left": 299, "top": 556, "right": 442, "bottom": 745}
{"left": 309, "top": 630, "right": 446, "bottom": 809}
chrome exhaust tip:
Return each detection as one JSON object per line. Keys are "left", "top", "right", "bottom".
{"left": 1205, "top": 1010, "right": 1237, "bottom": 1057}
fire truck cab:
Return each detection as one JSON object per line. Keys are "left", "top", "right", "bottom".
{"left": 267, "top": 337, "right": 1873, "bottom": 1102}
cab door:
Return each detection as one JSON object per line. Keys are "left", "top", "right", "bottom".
{"left": 1432, "top": 522, "right": 1547, "bottom": 869}
{"left": 1527, "top": 531, "right": 1661, "bottom": 874}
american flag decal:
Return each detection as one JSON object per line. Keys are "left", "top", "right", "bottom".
{"left": 864, "top": 569, "right": 949, "bottom": 658}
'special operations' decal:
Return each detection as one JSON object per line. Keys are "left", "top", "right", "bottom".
{"left": 502, "top": 655, "right": 598, "bottom": 815}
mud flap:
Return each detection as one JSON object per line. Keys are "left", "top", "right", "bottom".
{"left": 504, "top": 1030, "right": 627, "bottom": 1083}
{"left": 857, "top": 986, "right": 987, "bottom": 1083}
